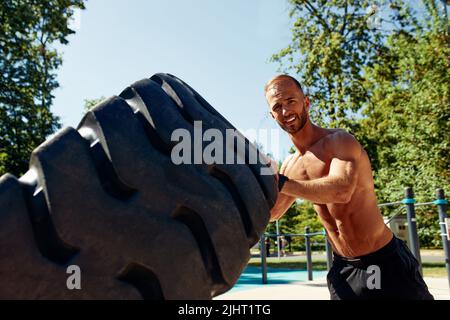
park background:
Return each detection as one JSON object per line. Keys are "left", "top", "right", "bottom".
{"left": 1, "top": 0, "right": 449, "bottom": 250}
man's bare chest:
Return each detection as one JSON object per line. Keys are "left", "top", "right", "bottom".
{"left": 284, "top": 152, "right": 330, "bottom": 181}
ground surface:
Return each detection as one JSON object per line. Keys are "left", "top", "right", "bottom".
{"left": 215, "top": 266, "right": 450, "bottom": 300}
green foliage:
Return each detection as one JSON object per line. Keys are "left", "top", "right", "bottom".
{"left": 83, "top": 96, "right": 106, "bottom": 113}
{"left": 0, "top": 0, "right": 85, "bottom": 176}
{"left": 362, "top": 22, "right": 449, "bottom": 247}
{"left": 363, "top": 26, "right": 449, "bottom": 204}
{"left": 416, "top": 207, "right": 444, "bottom": 248}
{"left": 271, "top": 0, "right": 416, "bottom": 131}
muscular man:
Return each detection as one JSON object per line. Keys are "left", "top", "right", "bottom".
{"left": 265, "top": 74, "right": 433, "bottom": 300}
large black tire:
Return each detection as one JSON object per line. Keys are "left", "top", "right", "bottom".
{"left": 0, "top": 73, "right": 277, "bottom": 299}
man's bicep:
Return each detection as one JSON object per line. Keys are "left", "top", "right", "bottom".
{"left": 329, "top": 157, "right": 357, "bottom": 181}
{"left": 328, "top": 133, "right": 361, "bottom": 193}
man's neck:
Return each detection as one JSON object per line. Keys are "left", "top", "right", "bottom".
{"left": 289, "top": 121, "right": 328, "bottom": 155}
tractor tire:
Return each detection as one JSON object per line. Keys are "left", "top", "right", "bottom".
{"left": 0, "top": 73, "right": 277, "bottom": 300}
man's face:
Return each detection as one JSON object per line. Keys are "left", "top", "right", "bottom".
{"left": 265, "top": 79, "right": 309, "bottom": 134}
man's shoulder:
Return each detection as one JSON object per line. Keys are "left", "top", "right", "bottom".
{"left": 322, "top": 129, "right": 362, "bottom": 158}
{"left": 325, "top": 128, "right": 357, "bottom": 142}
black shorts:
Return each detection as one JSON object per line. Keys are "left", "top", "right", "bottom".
{"left": 327, "top": 236, "right": 434, "bottom": 300}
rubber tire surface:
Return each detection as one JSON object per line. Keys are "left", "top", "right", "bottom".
{"left": 0, "top": 73, "right": 277, "bottom": 299}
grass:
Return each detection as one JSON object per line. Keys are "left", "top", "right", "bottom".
{"left": 247, "top": 257, "right": 448, "bottom": 278}
{"left": 422, "top": 263, "right": 448, "bottom": 278}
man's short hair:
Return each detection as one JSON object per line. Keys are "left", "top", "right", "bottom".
{"left": 264, "top": 74, "right": 303, "bottom": 94}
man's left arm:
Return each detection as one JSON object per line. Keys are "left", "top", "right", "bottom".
{"left": 280, "top": 132, "right": 361, "bottom": 204}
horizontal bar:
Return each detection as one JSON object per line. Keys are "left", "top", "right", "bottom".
{"left": 264, "top": 232, "right": 325, "bottom": 237}
{"left": 378, "top": 201, "right": 436, "bottom": 208}
{"left": 378, "top": 201, "right": 403, "bottom": 207}
{"left": 414, "top": 202, "right": 435, "bottom": 206}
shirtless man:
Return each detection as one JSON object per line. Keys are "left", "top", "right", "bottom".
{"left": 265, "top": 74, "right": 433, "bottom": 300}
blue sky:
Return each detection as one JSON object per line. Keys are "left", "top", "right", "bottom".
{"left": 53, "top": 0, "right": 297, "bottom": 161}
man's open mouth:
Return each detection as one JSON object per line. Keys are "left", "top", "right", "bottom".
{"left": 284, "top": 115, "right": 297, "bottom": 124}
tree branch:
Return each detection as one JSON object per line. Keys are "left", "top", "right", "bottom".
{"left": 340, "top": 0, "right": 349, "bottom": 35}
{"left": 300, "top": 1, "right": 332, "bottom": 33}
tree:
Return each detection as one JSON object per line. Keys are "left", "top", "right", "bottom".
{"left": 271, "top": 0, "right": 417, "bottom": 132}
{"left": 0, "top": 0, "right": 85, "bottom": 176}
{"left": 362, "top": 9, "right": 449, "bottom": 247}
{"left": 83, "top": 96, "right": 105, "bottom": 113}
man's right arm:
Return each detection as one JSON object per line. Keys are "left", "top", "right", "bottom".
{"left": 269, "top": 154, "right": 296, "bottom": 222}
{"left": 270, "top": 193, "right": 296, "bottom": 222}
